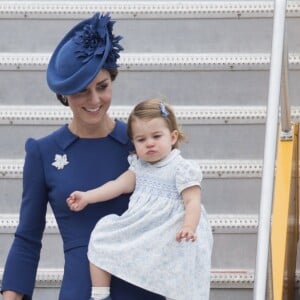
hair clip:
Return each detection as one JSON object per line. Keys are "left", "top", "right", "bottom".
{"left": 159, "top": 103, "right": 169, "bottom": 117}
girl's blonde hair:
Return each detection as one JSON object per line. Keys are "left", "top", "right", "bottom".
{"left": 127, "top": 98, "right": 186, "bottom": 148}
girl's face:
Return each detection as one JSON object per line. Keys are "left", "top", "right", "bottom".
{"left": 131, "top": 117, "right": 178, "bottom": 164}
{"left": 66, "top": 69, "right": 112, "bottom": 127}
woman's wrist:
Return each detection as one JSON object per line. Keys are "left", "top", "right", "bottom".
{"left": 2, "top": 290, "right": 23, "bottom": 300}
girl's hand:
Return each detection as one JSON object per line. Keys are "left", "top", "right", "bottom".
{"left": 176, "top": 226, "right": 197, "bottom": 242}
{"left": 66, "top": 191, "right": 89, "bottom": 211}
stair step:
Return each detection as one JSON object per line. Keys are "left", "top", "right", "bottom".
{"left": 0, "top": 268, "right": 256, "bottom": 299}
{"left": 0, "top": 1, "right": 299, "bottom": 54}
{"left": 0, "top": 104, "right": 295, "bottom": 124}
{"left": 1, "top": 267, "right": 299, "bottom": 298}
{"left": 1, "top": 53, "right": 300, "bottom": 71}
{"left": 0, "top": 1, "right": 299, "bottom": 19}
{"left": 0, "top": 158, "right": 263, "bottom": 214}
{"left": 0, "top": 105, "right": 274, "bottom": 125}
{"left": 0, "top": 125, "right": 268, "bottom": 159}
{"left": 0, "top": 105, "right": 299, "bottom": 160}
{"left": 0, "top": 268, "right": 255, "bottom": 288}
{"left": 0, "top": 159, "right": 263, "bottom": 179}
{"left": 1, "top": 53, "right": 299, "bottom": 106}
{"left": 0, "top": 213, "right": 259, "bottom": 234}
{"left": 0, "top": 267, "right": 255, "bottom": 300}
{"left": 0, "top": 104, "right": 299, "bottom": 124}
{"left": 0, "top": 214, "right": 258, "bottom": 269}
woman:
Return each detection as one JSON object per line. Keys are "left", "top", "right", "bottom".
{"left": 1, "top": 13, "right": 165, "bottom": 300}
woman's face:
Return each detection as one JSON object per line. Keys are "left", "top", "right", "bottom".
{"left": 66, "top": 69, "right": 113, "bottom": 126}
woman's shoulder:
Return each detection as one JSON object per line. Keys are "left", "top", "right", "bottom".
{"left": 26, "top": 125, "right": 72, "bottom": 145}
{"left": 25, "top": 125, "right": 74, "bottom": 152}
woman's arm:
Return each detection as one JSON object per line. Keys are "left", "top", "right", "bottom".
{"left": 67, "top": 170, "right": 136, "bottom": 211}
{"left": 1, "top": 138, "right": 48, "bottom": 299}
{"left": 176, "top": 185, "right": 201, "bottom": 242}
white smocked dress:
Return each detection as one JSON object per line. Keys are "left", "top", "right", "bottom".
{"left": 88, "top": 149, "right": 213, "bottom": 300}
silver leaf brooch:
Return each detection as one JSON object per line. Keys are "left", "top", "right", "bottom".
{"left": 52, "top": 154, "right": 69, "bottom": 170}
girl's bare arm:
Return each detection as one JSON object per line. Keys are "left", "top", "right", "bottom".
{"left": 176, "top": 185, "right": 201, "bottom": 242}
{"left": 67, "top": 170, "right": 136, "bottom": 211}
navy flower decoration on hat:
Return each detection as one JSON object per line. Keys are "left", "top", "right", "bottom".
{"left": 47, "top": 13, "right": 123, "bottom": 95}
{"left": 74, "top": 13, "right": 123, "bottom": 66}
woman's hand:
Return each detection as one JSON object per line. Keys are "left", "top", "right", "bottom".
{"left": 2, "top": 290, "right": 23, "bottom": 300}
{"left": 66, "top": 191, "right": 89, "bottom": 211}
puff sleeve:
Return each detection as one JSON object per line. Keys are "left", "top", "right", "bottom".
{"left": 128, "top": 154, "right": 139, "bottom": 173}
{"left": 175, "top": 159, "right": 203, "bottom": 194}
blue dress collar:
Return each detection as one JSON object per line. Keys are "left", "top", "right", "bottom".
{"left": 54, "top": 119, "right": 130, "bottom": 150}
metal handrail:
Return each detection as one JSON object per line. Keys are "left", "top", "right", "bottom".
{"left": 253, "top": 0, "right": 288, "bottom": 299}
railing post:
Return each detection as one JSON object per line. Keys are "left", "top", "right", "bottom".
{"left": 280, "top": 34, "right": 292, "bottom": 139}
{"left": 253, "top": 0, "right": 288, "bottom": 299}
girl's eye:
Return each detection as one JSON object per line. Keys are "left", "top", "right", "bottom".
{"left": 154, "top": 135, "right": 161, "bottom": 139}
{"left": 136, "top": 138, "right": 145, "bottom": 143}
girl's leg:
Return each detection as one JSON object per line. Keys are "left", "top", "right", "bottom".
{"left": 90, "top": 262, "right": 111, "bottom": 300}
{"left": 90, "top": 262, "right": 111, "bottom": 286}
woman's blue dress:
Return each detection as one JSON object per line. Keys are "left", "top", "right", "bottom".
{"left": 1, "top": 121, "right": 165, "bottom": 300}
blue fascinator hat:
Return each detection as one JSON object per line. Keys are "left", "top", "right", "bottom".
{"left": 47, "top": 13, "right": 123, "bottom": 95}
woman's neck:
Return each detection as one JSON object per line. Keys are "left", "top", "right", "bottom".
{"left": 68, "top": 116, "right": 115, "bottom": 138}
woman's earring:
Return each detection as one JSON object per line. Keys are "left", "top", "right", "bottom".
{"left": 62, "top": 96, "right": 68, "bottom": 105}
{"left": 57, "top": 94, "right": 69, "bottom": 106}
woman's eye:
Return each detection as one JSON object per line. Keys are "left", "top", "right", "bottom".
{"left": 97, "top": 84, "right": 108, "bottom": 90}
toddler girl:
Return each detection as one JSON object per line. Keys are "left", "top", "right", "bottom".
{"left": 67, "top": 99, "right": 213, "bottom": 300}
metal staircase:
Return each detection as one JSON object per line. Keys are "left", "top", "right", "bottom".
{"left": 0, "top": 1, "right": 300, "bottom": 299}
